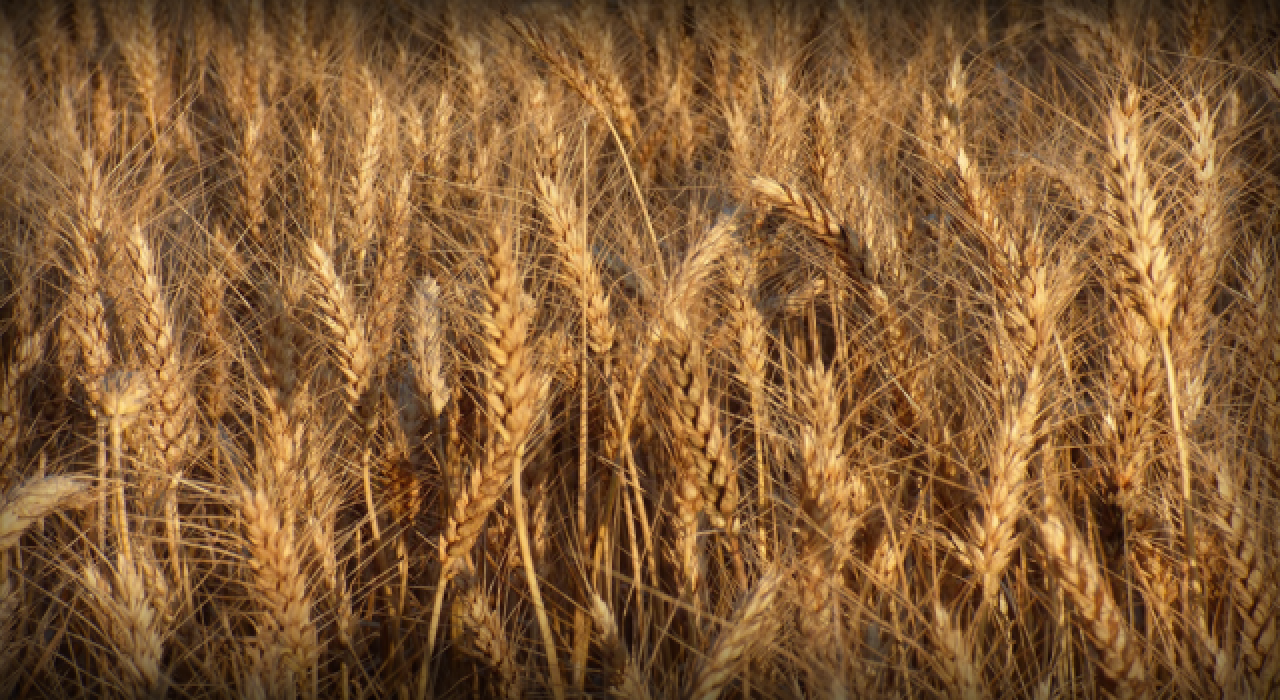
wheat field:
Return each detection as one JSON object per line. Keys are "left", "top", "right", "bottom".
{"left": 0, "top": 0, "right": 1278, "bottom": 698}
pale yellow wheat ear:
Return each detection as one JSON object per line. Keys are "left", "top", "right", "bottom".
{"left": 81, "top": 553, "right": 169, "bottom": 699}
{"left": 119, "top": 224, "right": 197, "bottom": 469}
{"left": 686, "top": 570, "right": 783, "bottom": 700}
{"left": 1100, "top": 83, "right": 1201, "bottom": 619}
{"left": 0, "top": 476, "right": 89, "bottom": 550}
{"left": 588, "top": 593, "right": 653, "bottom": 700}
{"left": 424, "top": 221, "right": 550, "bottom": 690}
{"left": 238, "top": 487, "right": 317, "bottom": 695}
{"left": 793, "top": 358, "right": 866, "bottom": 652}
{"left": 304, "top": 238, "right": 372, "bottom": 419}
{"left": 1039, "top": 508, "right": 1148, "bottom": 700}
{"left": 455, "top": 578, "right": 523, "bottom": 699}
{"left": 409, "top": 276, "right": 450, "bottom": 420}
{"left": 931, "top": 602, "right": 984, "bottom": 700}
{"left": 657, "top": 214, "right": 746, "bottom": 588}
{"left": 747, "top": 176, "right": 878, "bottom": 283}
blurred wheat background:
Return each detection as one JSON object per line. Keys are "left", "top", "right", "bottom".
{"left": 1, "top": 0, "right": 1278, "bottom": 697}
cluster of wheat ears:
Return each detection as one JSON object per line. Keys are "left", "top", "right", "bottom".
{"left": 1, "top": 0, "right": 1278, "bottom": 698}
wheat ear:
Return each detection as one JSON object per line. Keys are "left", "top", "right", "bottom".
{"left": 0, "top": 331, "right": 42, "bottom": 474}
{"left": 686, "top": 570, "right": 782, "bottom": 700}
{"left": 304, "top": 239, "right": 372, "bottom": 418}
{"left": 425, "top": 223, "right": 548, "bottom": 686}
{"left": 1040, "top": 509, "right": 1148, "bottom": 700}
{"left": 1241, "top": 245, "right": 1279, "bottom": 470}
{"left": 455, "top": 580, "right": 523, "bottom": 700}
{"left": 534, "top": 173, "right": 616, "bottom": 363}
{"left": 747, "top": 176, "right": 878, "bottom": 284}
{"left": 82, "top": 554, "right": 169, "bottom": 699}
{"left": 409, "top": 277, "right": 450, "bottom": 420}
{"left": 932, "top": 602, "right": 984, "bottom": 700}
{"left": 349, "top": 75, "right": 385, "bottom": 257}
{"left": 1211, "top": 455, "right": 1279, "bottom": 694}
{"left": 589, "top": 593, "right": 653, "bottom": 700}
{"left": 120, "top": 224, "right": 197, "bottom": 468}
{"left": 794, "top": 359, "right": 865, "bottom": 644}
{"left": 0, "top": 476, "right": 89, "bottom": 550}
{"left": 1101, "top": 84, "right": 1200, "bottom": 616}
{"left": 658, "top": 218, "right": 745, "bottom": 586}
{"left": 1170, "top": 93, "right": 1230, "bottom": 416}
{"left": 239, "top": 488, "right": 318, "bottom": 690}
{"left": 726, "top": 246, "right": 774, "bottom": 554}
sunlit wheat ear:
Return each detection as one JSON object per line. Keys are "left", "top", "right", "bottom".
{"left": 427, "top": 221, "right": 546, "bottom": 680}
{"left": 661, "top": 323, "right": 740, "bottom": 535}
{"left": 794, "top": 358, "right": 866, "bottom": 651}
{"left": 1040, "top": 510, "right": 1148, "bottom": 700}
{"left": 555, "top": 7, "right": 639, "bottom": 147}
{"left": 120, "top": 225, "right": 197, "bottom": 468}
{"left": 747, "top": 176, "right": 879, "bottom": 283}
{"left": 0, "top": 476, "right": 90, "bottom": 550}
{"left": 589, "top": 593, "right": 653, "bottom": 700}
{"left": 81, "top": 553, "right": 169, "bottom": 700}
{"left": 1170, "top": 93, "right": 1230, "bottom": 416}
{"left": 410, "top": 276, "right": 450, "bottom": 420}
{"left": 932, "top": 602, "right": 984, "bottom": 700}
{"left": 438, "top": 225, "right": 538, "bottom": 574}
{"left": 348, "top": 73, "right": 385, "bottom": 257}
{"left": 1101, "top": 83, "right": 1200, "bottom": 612}
{"left": 304, "top": 238, "right": 372, "bottom": 418}
{"left": 455, "top": 579, "right": 522, "bottom": 700}
{"left": 238, "top": 488, "right": 317, "bottom": 688}
{"left": 534, "top": 173, "right": 616, "bottom": 364}
{"left": 686, "top": 570, "right": 782, "bottom": 700}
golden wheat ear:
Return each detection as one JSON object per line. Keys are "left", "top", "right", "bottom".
{"left": 1039, "top": 508, "right": 1148, "bottom": 700}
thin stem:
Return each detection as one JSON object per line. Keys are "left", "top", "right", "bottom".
{"left": 601, "top": 115, "right": 664, "bottom": 281}
{"left": 1157, "top": 332, "right": 1201, "bottom": 621}
{"left": 512, "top": 451, "right": 566, "bottom": 700}
{"left": 420, "top": 571, "right": 450, "bottom": 699}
